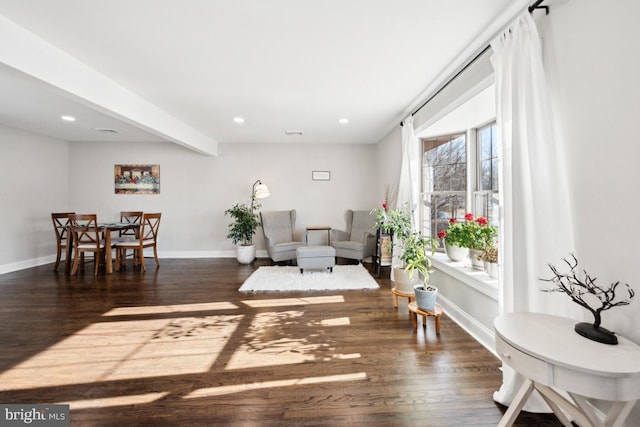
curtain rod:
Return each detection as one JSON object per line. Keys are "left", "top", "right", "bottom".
{"left": 401, "top": 0, "right": 549, "bottom": 127}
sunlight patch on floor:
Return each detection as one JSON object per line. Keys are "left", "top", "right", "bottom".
{"left": 58, "top": 392, "right": 169, "bottom": 410}
{"left": 319, "top": 317, "right": 350, "bottom": 326}
{"left": 242, "top": 295, "right": 345, "bottom": 308}
{"left": 0, "top": 315, "right": 243, "bottom": 390}
{"left": 225, "top": 311, "right": 358, "bottom": 370}
{"left": 184, "top": 372, "right": 368, "bottom": 398}
{"left": 102, "top": 302, "right": 239, "bottom": 316}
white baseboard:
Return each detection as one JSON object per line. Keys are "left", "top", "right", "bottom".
{"left": 438, "top": 293, "right": 498, "bottom": 357}
{"left": 0, "top": 250, "right": 273, "bottom": 274}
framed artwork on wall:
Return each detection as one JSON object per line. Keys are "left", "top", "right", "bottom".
{"left": 114, "top": 164, "right": 160, "bottom": 194}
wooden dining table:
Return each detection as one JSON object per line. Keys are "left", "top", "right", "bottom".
{"left": 65, "top": 222, "right": 140, "bottom": 275}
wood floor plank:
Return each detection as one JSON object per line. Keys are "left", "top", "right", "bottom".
{"left": 0, "top": 258, "right": 561, "bottom": 426}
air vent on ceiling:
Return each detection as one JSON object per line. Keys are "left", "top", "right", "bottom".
{"left": 285, "top": 130, "right": 303, "bottom": 136}
{"left": 94, "top": 128, "right": 120, "bottom": 134}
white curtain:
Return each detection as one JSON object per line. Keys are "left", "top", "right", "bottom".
{"left": 397, "top": 115, "right": 420, "bottom": 231}
{"left": 491, "top": 11, "right": 578, "bottom": 410}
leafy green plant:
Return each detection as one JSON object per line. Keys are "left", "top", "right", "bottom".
{"left": 403, "top": 232, "right": 439, "bottom": 284}
{"left": 371, "top": 204, "right": 412, "bottom": 241}
{"left": 438, "top": 213, "right": 497, "bottom": 250}
{"left": 224, "top": 201, "right": 261, "bottom": 246}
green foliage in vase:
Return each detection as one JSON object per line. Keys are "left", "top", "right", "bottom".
{"left": 438, "top": 213, "right": 497, "bottom": 250}
{"left": 224, "top": 201, "right": 261, "bottom": 246}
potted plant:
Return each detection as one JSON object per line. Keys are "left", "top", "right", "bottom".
{"left": 438, "top": 213, "right": 497, "bottom": 268}
{"left": 481, "top": 244, "right": 498, "bottom": 278}
{"left": 371, "top": 203, "right": 412, "bottom": 270}
{"left": 404, "top": 237, "right": 438, "bottom": 311}
{"left": 224, "top": 201, "right": 261, "bottom": 264}
{"left": 372, "top": 205, "right": 439, "bottom": 292}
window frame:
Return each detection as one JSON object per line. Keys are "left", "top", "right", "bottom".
{"left": 421, "top": 120, "right": 498, "bottom": 252}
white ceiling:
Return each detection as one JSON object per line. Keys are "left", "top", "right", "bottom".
{"left": 0, "top": 0, "right": 529, "bottom": 155}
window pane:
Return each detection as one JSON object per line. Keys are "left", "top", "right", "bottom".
{"left": 422, "top": 132, "right": 467, "bottom": 247}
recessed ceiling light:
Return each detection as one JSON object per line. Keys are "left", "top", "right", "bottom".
{"left": 61, "top": 115, "right": 76, "bottom": 122}
{"left": 338, "top": 118, "right": 349, "bottom": 124}
{"left": 233, "top": 117, "right": 245, "bottom": 123}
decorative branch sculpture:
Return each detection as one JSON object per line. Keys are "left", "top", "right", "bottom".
{"left": 541, "top": 254, "right": 635, "bottom": 345}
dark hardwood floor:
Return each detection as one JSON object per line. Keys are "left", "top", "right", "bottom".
{"left": 0, "top": 258, "right": 561, "bottom": 426}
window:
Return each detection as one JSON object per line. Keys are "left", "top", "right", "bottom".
{"left": 422, "top": 122, "right": 499, "bottom": 250}
{"left": 474, "top": 122, "right": 499, "bottom": 226}
{"left": 422, "top": 133, "right": 467, "bottom": 242}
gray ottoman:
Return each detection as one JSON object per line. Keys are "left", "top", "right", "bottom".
{"left": 296, "top": 246, "right": 336, "bottom": 274}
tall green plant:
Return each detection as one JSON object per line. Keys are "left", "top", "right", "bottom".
{"left": 224, "top": 201, "right": 261, "bottom": 246}
{"left": 403, "top": 232, "right": 438, "bottom": 284}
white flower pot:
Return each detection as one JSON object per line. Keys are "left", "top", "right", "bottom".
{"left": 236, "top": 244, "right": 256, "bottom": 264}
{"left": 444, "top": 241, "right": 469, "bottom": 262}
{"left": 392, "top": 266, "right": 420, "bottom": 293}
{"left": 484, "top": 261, "right": 499, "bottom": 279}
{"left": 414, "top": 284, "right": 438, "bottom": 311}
{"left": 469, "top": 248, "right": 485, "bottom": 270}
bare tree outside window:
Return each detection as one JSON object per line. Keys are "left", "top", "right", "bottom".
{"left": 422, "top": 123, "right": 499, "bottom": 248}
{"left": 423, "top": 133, "right": 467, "bottom": 244}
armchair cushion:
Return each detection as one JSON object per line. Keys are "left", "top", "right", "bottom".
{"left": 260, "top": 210, "right": 305, "bottom": 263}
{"left": 331, "top": 210, "right": 376, "bottom": 262}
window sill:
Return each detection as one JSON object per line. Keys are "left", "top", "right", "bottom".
{"left": 430, "top": 252, "right": 499, "bottom": 300}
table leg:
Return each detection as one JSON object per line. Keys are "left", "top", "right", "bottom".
{"left": 393, "top": 293, "right": 399, "bottom": 308}
{"left": 105, "top": 230, "right": 113, "bottom": 274}
{"left": 435, "top": 315, "right": 441, "bottom": 335}
{"left": 411, "top": 312, "right": 417, "bottom": 330}
{"left": 497, "top": 378, "right": 535, "bottom": 427}
{"left": 604, "top": 400, "right": 636, "bottom": 427}
{"left": 65, "top": 228, "right": 73, "bottom": 275}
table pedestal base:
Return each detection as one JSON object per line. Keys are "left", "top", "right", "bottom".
{"left": 498, "top": 378, "right": 637, "bottom": 427}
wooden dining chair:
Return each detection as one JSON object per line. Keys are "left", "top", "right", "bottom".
{"left": 68, "top": 214, "right": 106, "bottom": 276}
{"left": 51, "top": 212, "right": 74, "bottom": 272}
{"left": 113, "top": 211, "right": 144, "bottom": 265}
{"left": 115, "top": 212, "right": 161, "bottom": 272}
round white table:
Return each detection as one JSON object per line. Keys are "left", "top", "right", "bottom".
{"left": 494, "top": 312, "right": 640, "bottom": 427}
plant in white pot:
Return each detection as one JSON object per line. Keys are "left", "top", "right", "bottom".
{"left": 372, "top": 204, "right": 414, "bottom": 292}
{"left": 404, "top": 235, "right": 438, "bottom": 311}
{"left": 224, "top": 201, "right": 261, "bottom": 264}
{"left": 481, "top": 244, "right": 499, "bottom": 279}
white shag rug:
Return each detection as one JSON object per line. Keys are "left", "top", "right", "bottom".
{"left": 239, "top": 264, "right": 380, "bottom": 292}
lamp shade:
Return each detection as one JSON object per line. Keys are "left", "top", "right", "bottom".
{"left": 253, "top": 183, "right": 270, "bottom": 199}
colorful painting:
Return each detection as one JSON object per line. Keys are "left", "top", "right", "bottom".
{"left": 114, "top": 164, "right": 160, "bottom": 194}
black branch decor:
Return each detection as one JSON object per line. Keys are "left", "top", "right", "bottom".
{"left": 541, "top": 254, "right": 635, "bottom": 345}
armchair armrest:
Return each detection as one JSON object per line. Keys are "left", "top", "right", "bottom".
{"left": 331, "top": 229, "right": 350, "bottom": 242}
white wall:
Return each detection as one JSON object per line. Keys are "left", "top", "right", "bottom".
{"left": 538, "top": 0, "right": 640, "bottom": 344}
{"left": 0, "top": 125, "right": 69, "bottom": 272}
{"left": 374, "top": 125, "right": 403, "bottom": 206}
{"left": 65, "top": 140, "right": 379, "bottom": 258}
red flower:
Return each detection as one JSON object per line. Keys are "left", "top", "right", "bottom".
{"left": 477, "top": 217, "right": 488, "bottom": 226}
{"left": 449, "top": 218, "right": 457, "bottom": 224}
{"left": 438, "top": 231, "right": 447, "bottom": 239}
{"left": 464, "top": 213, "right": 474, "bottom": 222}
{"left": 382, "top": 203, "right": 387, "bottom": 210}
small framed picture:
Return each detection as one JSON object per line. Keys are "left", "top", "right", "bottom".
{"left": 312, "top": 171, "right": 331, "bottom": 181}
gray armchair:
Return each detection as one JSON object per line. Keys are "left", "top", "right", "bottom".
{"left": 331, "top": 210, "right": 376, "bottom": 263}
{"left": 260, "top": 210, "right": 306, "bottom": 264}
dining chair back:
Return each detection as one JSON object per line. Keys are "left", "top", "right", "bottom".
{"left": 115, "top": 212, "right": 162, "bottom": 272}
{"left": 114, "top": 211, "right": 144, "bottom": 266}
{"left": 68, "top": 213, "right": 106, "bottom": 275}
{"left": 51, "top": 212, "right": 74, "bottom": 272}
{"left": 118, "top": 211, "right": 143, "bottom": 240}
